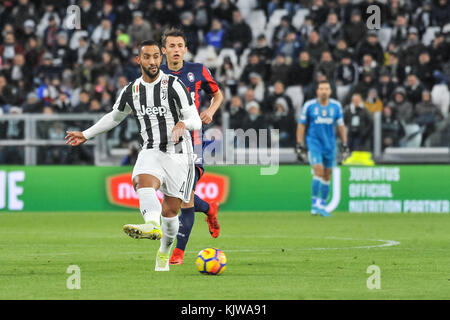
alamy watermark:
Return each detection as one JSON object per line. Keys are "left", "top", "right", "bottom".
{"left": 66, "top": 265, "right": 81, "bottom": 290}
{"left": 366, "top": 5, "right": 381, "bottom": 30}
{"left": 366, "top": 265, "right": 381, "bottom": 290}
{"left": 195, "top": 128, "right": 280, "bottom": 175}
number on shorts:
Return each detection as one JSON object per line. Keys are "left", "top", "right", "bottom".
{"left": 179, "top": 181, "right": 185, "bottom": 194}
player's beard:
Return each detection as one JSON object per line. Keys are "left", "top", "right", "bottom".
{"left": 142, "top": 64, "right": 160, "bottom": 80}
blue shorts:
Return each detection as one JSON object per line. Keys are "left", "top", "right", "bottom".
{"left": 308, "top": 149, "right": 336, "bottom": 168}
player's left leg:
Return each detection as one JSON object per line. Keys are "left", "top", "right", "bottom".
{"left": 156, "top": 196, "right": 182, "bottom": 271}
{"left": 317, "top": 152, "right": 336, "bottom": 217}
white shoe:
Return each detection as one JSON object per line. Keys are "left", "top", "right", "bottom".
{"left": 155, "top": 250, "right": 170, "bottom": 271}
{"left": 123, "top": 221, "right": 162, "bottom": 240}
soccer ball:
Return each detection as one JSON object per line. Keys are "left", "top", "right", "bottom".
{"left": 195, "top": 248, "right": 227, "bottom": 275}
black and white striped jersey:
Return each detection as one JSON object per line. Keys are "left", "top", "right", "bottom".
{"left": 114, "top": 71, "right": 195, "bottom": 154}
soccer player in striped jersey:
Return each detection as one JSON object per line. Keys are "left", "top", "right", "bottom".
{"left": 160, "top": 29, "right": 224, "bottom": 265}
{"left": 296, "top": 80, "right": 350, "bottom": 217}
{"left": 65, "top": 40, "right": 202, "bottom": 271}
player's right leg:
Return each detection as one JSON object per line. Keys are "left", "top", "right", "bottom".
{"left": 123, "top": 174, "right": 163, "bottom": 240}
{"left": 309, "top": 150, "right": 324, "bottom": 215}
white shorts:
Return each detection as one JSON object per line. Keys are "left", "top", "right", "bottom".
{"left": 132, "top": 149, "right": 195, "bottom": 203}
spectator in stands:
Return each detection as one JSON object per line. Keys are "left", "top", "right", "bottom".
{"left": 335, "top": 52, "right": 359, "bottom": 102}
{"left": 344, "top": 93, "right": 373, "bottom": 151}
{"left": 264, "top": 80, "right": 293, "bottom": 114}
{"left": 298, "top": 15, "right": 315, "bottom": 41}
{"left": 310, "top": 0, "right": 329, "bottom": 27}
{"left": 212, "top": 0, "right": 238, "bottom": 26}
{"left": 216, "top": 56, "right": 239, "bottom": 94}
{"left": 242, "top": 101, "right": 268, "bottom": 144}
{"left": 269, "top": 53, "right": 290, "bottom": 85}
{"left": 223, "top": 10, "right": 252, "bottom": 56}
{"left": 22, "top": 92, "right": 44, "bottom": 114}
{"left": 355, "top": 32, "right": 384, "bottom": 66}
{"left": 205, "top": 18, "right": 225, "bottom": 51}
{"left": 271, "top": 97, "right": 296, "bottom": 147}
{"left": 127, "top": 11, "right": 153, "bottom": 47}
{"left": 275, "top": 31, "right": 302, "bottom": 62}
{"left": 353, "top": 71, "right": 376, "bottom": 100}
{"left": 432, "top": 0, "right": 450, "bottom": 27}
{"left": 252, "top": 34, "right": 274, "bottom": 64}
{"left": 360, "top": 54, "right": 379, "bottom": 79}
{"left": 80, "top": 0, "right": 98, "bottom": 33}
{"left": 405, "top": 74, "right": 425, "bottom": 106}
{"left": 414, "top": 0, "right": 433, "bottom": 35}
{"left": 193, "top": 0, "right": 212, "bottom": 33}
{"left": 429, "top": 32, "right": 449, "bottom": 67}
{"left": 0, "top": 74, "right": 15, "bottom": 113}
{"left": 336, "top": 0, "right": 355, "bottom": 24}
{"left": 364, "top": 88, "right": 383, "bottom": 115}
{"left": 0, "top": 33, "right": 25, "bottom": 63}
{"left": 227, "top": 95, "right": 247, "bottom": 129}
{"left": 385, "top": 51, "right": 406, "bottom": 84}
{"left": 73, "top": 90, "right": 91, "bottom": 113}
{"left": 342, "top": 9, "right": 366, "bottom": 49}
{"left": 180, "top": 11, "right": 200, "bottom": 55}
{"left": 377, "top": 69, "right": 395, "bottom": 104}
{"left": 240, "top": 51, "right": 268, "bottom": 83}
{"left": 412, "top": 51, "right": 437, "bottom": 90}
{"left": 289, "top": 50, "right": 315, "bottom": 88}
{"left": 387, "top": 87, "right": 414, "bottom": 124}
{"left": 391, "top": 14, "right": 409, "bottom": 45}
{"left": 317, "top": 50, "right": 336, "bottom": 82}
{"left": 10, "top": 53, "right": 32, "bottom": 90}
{"left": 414, "top": 89, "right": 444, "bottom": 146}
{"left": 319, "top": 12, "right": 342, "bottom": 49}
{"left": 401, "top": 27, "right": 426, "bottom": 68}
{"left": 381, "top": 105, "right": 404, "bottom": 149}
{"left": 304, "top": 29, "right": 329, "bottom": 64}
{"left": 248, "top": 72, "right": 265, "bottom": 102}
{"left": 272, "top": 15, "right": 296, "bottom": 48}
{"left": 92, "top": 18, "right": 113, "bottom": 45}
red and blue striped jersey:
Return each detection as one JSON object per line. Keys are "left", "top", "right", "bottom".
{"left": 160, "top": 61, "right": 219, "bottom": 112}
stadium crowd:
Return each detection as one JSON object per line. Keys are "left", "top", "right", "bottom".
{"left": 0, "top": 0, "right": 449, "bottom": 164}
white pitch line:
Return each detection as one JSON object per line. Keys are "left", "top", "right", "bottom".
{"left": 18, "top": 238, "right": 400, "bottom": 257}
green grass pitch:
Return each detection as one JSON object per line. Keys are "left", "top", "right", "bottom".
{"left": 0, "top": 210, "right": 449, "bottom": 300}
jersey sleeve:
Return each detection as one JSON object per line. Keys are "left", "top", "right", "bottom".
{"left": 335, "top": 102, "right": 344, "bottom": 126}
{"left": 113, "top": 84, "right": 133, "bottom": 114}
{"left": 200, "top": 65, "right": 219, "bottom": 95}
{"left": 298, "top": 101, "right": 310, "bottom": 124}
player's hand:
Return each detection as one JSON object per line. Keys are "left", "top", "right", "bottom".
{"left": 200, "top": 109, "right": 213, "bottom": 124}
{"left": 172, "top": 121, "right": 186, "bottom": 143}
{"left": 65, "top": 131, "right": 87, "bottom": 146}
{"left": 341, "top": 142, "right": 351, "bottom": 161}
{"left": 296, "top": 143, "right": 308, "bottom": 163}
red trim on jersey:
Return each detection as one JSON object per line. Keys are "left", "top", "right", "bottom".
{"left": 202, "top": 66, "right": 219, "bottom": 94}
{"left": 194, "top": 80, "right": 201, "bottom": 110}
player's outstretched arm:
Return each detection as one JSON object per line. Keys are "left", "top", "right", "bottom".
{"left": 65, "top": 109, "right": 129, "bottom": 147}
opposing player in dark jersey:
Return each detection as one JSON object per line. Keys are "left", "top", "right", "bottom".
{"left": 160, "top": 29, "right": 224, "bottom": 265}
{"left": 65, "top": 40, "right": 202, "bottom": 271}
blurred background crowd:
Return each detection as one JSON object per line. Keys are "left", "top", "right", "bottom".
{"left": 0, "top": 0, "right": 449, "bottom": 164}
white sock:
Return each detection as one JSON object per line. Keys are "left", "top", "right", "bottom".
{"left": 159, "top": 216, "right": 179, "bottom": 255}
{"left": 137, "top": 188, "right": 161, "bottom": 225}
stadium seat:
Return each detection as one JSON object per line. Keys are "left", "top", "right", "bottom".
{"left": 268, "top": 9, "right": 289, "bottom": 28}
{"left": 235, "top": 0, "right": 258, "bottom": 20}
{"left": 431, "top": 84, "right": 450, "bottom": 118}
{"left": 336, "top": 85, "right": 352, "bottom": 103}
{"left": 400, "top": 123, "right": 423, "bottom": 147}
{"left": 285, "top": 85, "right": 304, "bottom": 117}
{"left": 378, "top": 27, "right": 392, "bottom": 50}
{"left": 291, "top": 9, "right": 310, "bottom": 30}
{"left": 247, "top": 10, "right": 267, "bottom": 41}
{"left": 194, "top": 46, "right": 219, "bottom": 70}
{"left": 422, "top": 27, "right": 441, "bottom": 46}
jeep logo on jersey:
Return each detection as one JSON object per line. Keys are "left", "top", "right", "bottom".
{"left": 137, "top": 105, "right": 168, "bottom": 117}
{"left": 106, "top": 172, "right": 229, "bottom": 208}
